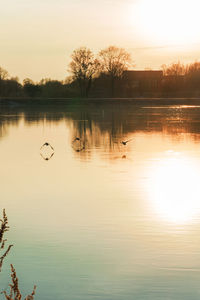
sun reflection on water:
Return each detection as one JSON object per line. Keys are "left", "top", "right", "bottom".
{"left": 148, "top": 154, "right": 200, "bottom": 224}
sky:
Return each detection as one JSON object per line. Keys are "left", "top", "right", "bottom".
{"left": 1, "top": 0, "right": 200, "bottom": 82}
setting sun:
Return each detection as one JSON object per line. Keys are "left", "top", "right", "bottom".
{"left": 134, "top": 0, "right": 200, "bottom": 45}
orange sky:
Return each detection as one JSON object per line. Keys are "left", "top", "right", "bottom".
{"left": 1, "top": 0, "right": 200, "bottom": 82}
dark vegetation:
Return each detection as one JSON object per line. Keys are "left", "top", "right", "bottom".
{"left": 0, "top": 210, "right": 36, "bottom": 300}
{"left": 0, "top": 209, "right": 13, "bottom": 272}
{"left": 1, "top": 47, "right": 200, "bottom": 98}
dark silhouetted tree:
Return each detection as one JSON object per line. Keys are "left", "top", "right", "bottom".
{"left": 161, "top": 62, "right": 186, "bottom": 95}
{"left": 162, "top": 62, "right": 186, "bottom": 76}
{"left": 186, "top": 61, "right": 200, "bottom": 74}
{"left": 39, "top": 78, "right": 69, "bottom": 98}
{"left": 3, "top": 77, "right": 22, "bottom": 97}
{"left": 68, "top": 47, "right": 100, "bottom": 97}
{"left": 0, "top": 67, "right": 9, "bottom": 81}
{"left": 185, "top": 61, "right": 200, "bottom": 90}
{"left": 23, "top": 78, "right": 41, "bottom": 98}
{"left": 0, "top": 67, "right": 9, "bottom": 96}
{"left": 98, "top": 46, "right": 132, "bottom": 97}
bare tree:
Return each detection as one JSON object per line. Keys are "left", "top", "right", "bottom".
{"left": 68, "top": 47, "right": 100, "bottom": 97}
{"left": 98, "top": 46, "right": 132, "bottom": 97}
{"left": 186, "top": 61, "right": 200, "bottom": 74}
{"left": 0, "top": 67, "right": 9, "bottom": 81}
{"left": 161, "top": 62, "right": 186, "bottom": 76}
{"left": 185, "top": 61, "right": 200, "bottom": 89}
{"left": 0, "top": 67, "right": 9, "bottom": 96}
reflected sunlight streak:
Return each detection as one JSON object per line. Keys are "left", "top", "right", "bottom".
{"left": 148, "top": 155, "right": 200, "bottom": 224}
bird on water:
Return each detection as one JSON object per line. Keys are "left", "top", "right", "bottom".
{"left": 121, "top": 139, "right": 133, "bottom": 146}
{"left": 73, "top": 137, "right": 81, "bottom": 142}
{"left": 40, "top": 142, "right": 54, "bottom": 151}
{"left": 76, "top": 146, "right": 85, "bottom": 152}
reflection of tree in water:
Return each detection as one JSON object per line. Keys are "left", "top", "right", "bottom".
{"left": 1, "top": 100, "right": 200, "bottom": 150}
{"left": 68, "top": 103, "right": 200, "bottom": 154}
{"left": 0, "top": 111, "right": 21, "bottom": 139}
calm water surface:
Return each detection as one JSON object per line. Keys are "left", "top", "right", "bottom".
{"left": 1, "top": 101, "right": 200, "bottom": 299}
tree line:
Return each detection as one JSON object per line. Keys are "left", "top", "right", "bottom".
{"left": 68, "top": 46, "right": 132, "bottom": 97}
{"left": 1, "top": 46, "right": 200, "bottom": 98}
{"left": 162, "top": 61, "right": 200, "bottom": 95}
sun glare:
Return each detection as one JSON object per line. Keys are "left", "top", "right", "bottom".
{"left": 148, "top": 155, "right": 200, "bottom": 224}
{"left": 134, "top": 0, "right": 200, "bottom": 45}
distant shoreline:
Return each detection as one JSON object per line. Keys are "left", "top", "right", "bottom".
{"left": 1, "top": 97, "right": 200, "bottom": 105}
{"left": 1, "top": 96, "right": 200, "bottom": 100}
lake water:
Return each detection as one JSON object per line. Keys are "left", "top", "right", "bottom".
{"left": 1, "top": 100, "right": 200, "bottom": 299}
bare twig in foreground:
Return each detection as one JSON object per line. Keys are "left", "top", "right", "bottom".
{"left": 0, "top": 209, "right": 13, "bottom": 272}
{"left": 1, "top": 264, "right": 36, "bottom": 300}
{"left": 0, "top": 210, "right": 36, "bottom": 299}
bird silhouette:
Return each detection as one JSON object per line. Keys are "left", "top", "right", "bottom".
{"left": 73, "top": 137, "right": 81, "bottom": 143}
{"left": 76, "top": 146, "right": 85, "bottom": 152}
{"left": 40, "top": 142, "right": 54, "bottom": 151}
{"left": 40, "top": 152, "right": 54, "bottom": 161}
{"left": 121, "top": 139, "right": 133, "bottom": 146}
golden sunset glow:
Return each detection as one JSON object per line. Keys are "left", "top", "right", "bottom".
{"left": 134, "top": 0, "right": 200, "bottom": 44}
{"left": 1, "top": 0, "right": 200, "bottom": 80}
{"left": 149, "top": 155, "right": 200, "bottom": 224}
{"left": 2, "top": 0, "right": 200, "bottom": 296}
